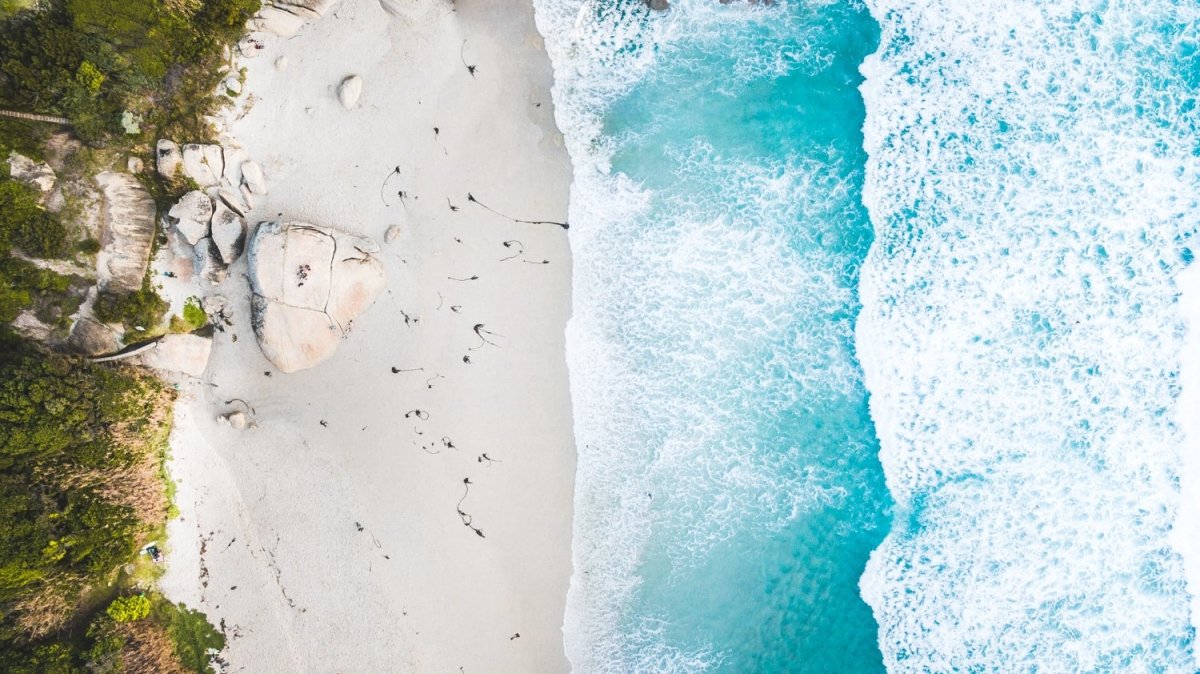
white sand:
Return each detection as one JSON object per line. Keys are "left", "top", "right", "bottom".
{"left": 158, "top": 1, "right": 576, "bottom": 671}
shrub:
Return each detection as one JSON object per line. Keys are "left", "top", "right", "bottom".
{"left": 106, "top": 594, "right": 150, "bottom": 623}
{"left": 92, "top": 283, "right": 168, "bottom": 334}
{"left": 0, "top": 179, "right": 68, "bottom": 258}
{"left": 77, "top": 237, "right": 101, "bottom": 255}
{"left": 153, "top": 598, "right": 225, "bottom": 674}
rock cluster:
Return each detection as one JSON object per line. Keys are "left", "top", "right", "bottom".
{"left": 247, "top": 221, "right": 385, "bottom": 373}
{"left": 158, "top": 138, "right": 268, "bottom": 283}
{"left": 163, "top": 190, "right": 246, "bottom": 282}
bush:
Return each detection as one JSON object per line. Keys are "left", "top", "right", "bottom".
{"left": 92, "top": 282, "right": 168, "bottom": 334}
{"left": 0, "top": 179, "right": 69, "bottom": 258}
{"left": 0, "top": 256, "right": 74, "bottom": 324}
{"left": 153, "top": 598, "right": 225, "bottom": 674}
{"left": 106, "top": 594, "right": 151, "bottom": 622}
{"left": 77, "top": 237, "right": 100, "bottom": 255}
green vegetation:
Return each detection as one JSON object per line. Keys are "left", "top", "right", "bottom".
{"left": 105, "top": 594, "right": 150, "bottom": 623}
{"left": 0, "top": 0, "right": 262, "bottom": 146}
{"left": 0, "top": 334, "right": 223, "bottom": 672}
{"left": 0, "top": 256, "right": 85, "bottom": 335}
{"left": 0, "top": 178, "right": 68, "bottom": 259}
{"left": 0, "top": 1, "right": 256, "bottom": 667}
{"left": 168, "top": 296, "right": 206, "bottom": 333}
{"left": 93, "top": 280, "right": 169, "bottom": 334}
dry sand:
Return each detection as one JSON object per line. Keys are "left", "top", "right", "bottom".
{"left": 158, "top": 1, "right": 576, "bottom": 671}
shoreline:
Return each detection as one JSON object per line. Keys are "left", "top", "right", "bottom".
{"left": 159, "top": 1, "right": 577, "bottom": 671}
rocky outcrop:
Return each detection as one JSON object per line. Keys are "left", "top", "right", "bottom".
{"left": 8, "top": 152, "right": 56, "bottom": 201}
{"left": 338, "top": 75, "right": 363, "bottom": 109}
{"left": 68, "top": 316, "right": 122, "bottom": 356}
{"left": 95, "top": 172, "right": 156, "bottom": 293}
{"left": 248, "top": 221, "right": 384, "bottom": 372}
{"left": 251, "top": 0, "right": 340, "bottom": 36}
{"left": 134, "top": 334, "right": 213, "bottom": 378}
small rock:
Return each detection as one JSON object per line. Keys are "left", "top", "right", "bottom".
{"left": 202, "top": 295, "right": 228, "bottom": 316}
{"left": 223, "top": 411, "right": 248, "bottom": 430}
{"left": 275, "top": 56, "right": 289, "bottom": 71}
{"left": 241, "top": 160, "right": 267, "bottom": 195}
{"left": 127, "top": 156, "right": 144, "bottom": 174}
{"left": 240, "top": 184, "right": 257, "bottom": 211}
{"left": 167, "top": 191, "right": 214, "bottom": 246}
{"left": 156, "top": 140, "right": 181, "bottom": 179}
{"left": 647, "top": 0, "right": 669, "bottom": 9}
{"left": 384, "top": 225, "right": 403, "bottom": 243}
{"left": 224, "top": 77, "right": 242, "bottom": 95}
{"left": 338, "top": 75, "right": 363, "bottom": 109}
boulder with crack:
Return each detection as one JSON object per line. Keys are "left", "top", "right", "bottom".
{"left": 248, "top": 221, "right": 384, "bottom": 373}
{"left": 181, "top": 144, "right": 223, "bottom": 187}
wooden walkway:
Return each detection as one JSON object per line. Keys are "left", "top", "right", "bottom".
{"left": 0, "top": 109, "right": 69, "bottom": 125}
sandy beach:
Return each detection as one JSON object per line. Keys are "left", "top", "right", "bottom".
{"left": 158, "top": 1, "right": 576, "bottom": 671}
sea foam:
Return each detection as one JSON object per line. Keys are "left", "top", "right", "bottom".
{"left": 856, "top": 0, "right": 1200, "bottom": 670}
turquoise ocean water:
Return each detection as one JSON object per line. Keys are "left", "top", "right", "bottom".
{"left": 534, "top": 0, "right": 1200, "bottom": 671}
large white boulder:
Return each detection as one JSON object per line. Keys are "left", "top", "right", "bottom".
{"left": 338, "top": 75, "right": 363, "bottom": 109}
{"left": 248, "top": 221, "right": 385, "bottom": 372}
{"left": 135, "top": 334, "right": 213, "bottom": 378}
{"left": 167, "top": 191, "right": 213, "bottom": 246}
{"left": 156, "top": 139, "right": 181, "bottom": 179}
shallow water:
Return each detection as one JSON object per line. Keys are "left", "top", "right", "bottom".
{"left": 536, "top": 1, "right": 891, "bottom": 671}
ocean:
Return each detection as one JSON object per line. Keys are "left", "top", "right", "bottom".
{"left": 533, "top": 0, "right": 1200, "bottom": 672}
